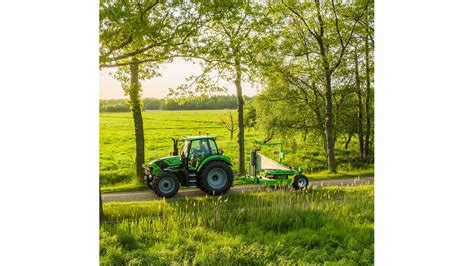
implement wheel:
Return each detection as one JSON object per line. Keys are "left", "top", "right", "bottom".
{"left": 152, "top": 173, "right": 180, "bottom": 198}
{"left": 292, "top": 174, "right": 309, "bottom": 190}
{"left": 198, "top": 161, "right": 233, "bottom": 196}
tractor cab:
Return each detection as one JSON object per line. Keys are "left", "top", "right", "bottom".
{"left": 180, "top": 136, "right": 222, "bottom": 170}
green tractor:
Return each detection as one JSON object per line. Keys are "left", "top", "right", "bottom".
{"left": 144, "top": 136, "right": 233, "bottom": 198}
{"left": 144, "top": 136, "right": 309, "bottom": 198}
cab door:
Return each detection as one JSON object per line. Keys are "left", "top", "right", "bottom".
{"left": 188, "top": 139, "right": 212, "bottom": 170}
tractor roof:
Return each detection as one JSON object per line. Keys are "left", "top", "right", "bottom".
{"left": 183, "top": 136, "right": 216, "bottom": 141}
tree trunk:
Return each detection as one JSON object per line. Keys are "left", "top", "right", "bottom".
{"left": 324, "top": 73, "right": 337, "bottom": 173}
{"left": 313, "top": 1, "right": 336, "bottom": 173}
{"left": 234, "top": 62, "right": 245, "bottom": 175}
{"left": 364, "top": 31, "right": 371, "bottom": 158}
{"left": 321, "top": 131, "right": 328, "bottom": 158}
{"left": 99, "top": 189, "right": 104, "bottom": 224}
{"left": 354, "top": 46, "right": 365, "bottom": 158}
{"left": 314, "top": 106, "right": 328, "bottom": 157}
{"left": 130, "top": 60, "right": 145, "bottom": 183}
{"left": 345, "top": 133, "right": 352, "bottom": 150}
{"left": 230, "top": 111, "right": 234, "bottom": 140}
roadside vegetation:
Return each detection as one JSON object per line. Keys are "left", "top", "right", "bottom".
{"left": 100, "top": 110, "right": 373, "bottom": 191}
{"left": 100, "top": 95, "right": 244, "bottom": 113}
{"left": 101, "top": 185, "right": 374, "bottom": 265}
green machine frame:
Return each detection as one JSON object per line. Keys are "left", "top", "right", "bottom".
{"left": 236, "top": 140, "right": 302, "bottom": 186}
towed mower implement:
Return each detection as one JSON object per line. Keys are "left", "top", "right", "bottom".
{"left": 236, "top": 140, "right": 309, "bottom": 190}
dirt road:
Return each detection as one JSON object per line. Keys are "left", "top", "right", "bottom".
{"left": 102, "top": 176, "right": 373, "bottom": 202}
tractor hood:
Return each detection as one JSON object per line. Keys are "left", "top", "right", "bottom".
{"left": 149, "top": 155, "right": 182, "bottom": 168}
{"left": 147, "top": 156, "right": 182, "bottom": 175}
{"left": 159, "top": 155, "right": 182, "bottom": 167}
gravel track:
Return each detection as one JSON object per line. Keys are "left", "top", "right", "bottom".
{"left": 102, "top": 176, "right": 374, "bottom": 202}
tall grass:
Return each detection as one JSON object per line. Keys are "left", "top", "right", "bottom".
{"left": 100, "top": 185, "right": 374, "bottom": 265}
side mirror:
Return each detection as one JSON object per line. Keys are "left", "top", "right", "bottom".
{"left": 218, "top": 148, "right": 224, "bottom": 155}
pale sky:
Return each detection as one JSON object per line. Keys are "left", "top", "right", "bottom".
{"left": 100, "top": 58, "right": 260, "bottom": 99}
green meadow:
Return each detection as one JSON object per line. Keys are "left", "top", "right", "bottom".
{"left": 100, "top": 110, "right": 373, "bottom": 191}
{"left": 100, "top": 185, "right": 374, "bottom": 265}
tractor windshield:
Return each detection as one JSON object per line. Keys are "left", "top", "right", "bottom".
{"left": 190, "top": 139, "right": 211, "bottom": 156}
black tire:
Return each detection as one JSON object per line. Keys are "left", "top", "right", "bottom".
{"left": 198, "top": 161, "right": 233, "bottom": 196}
{"left": 292, "top": 174, "right": 309, "bottom": 190}
{"left": 152, "top": 173, "right": 180, "bottom": 198}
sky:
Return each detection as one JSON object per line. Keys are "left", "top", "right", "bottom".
{"left": 100, "top": 58, "right": 260, "bottom": 99}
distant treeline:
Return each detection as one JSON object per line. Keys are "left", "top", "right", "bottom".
{"left": 100, "top": 95, "right": 250, "bottom": 112}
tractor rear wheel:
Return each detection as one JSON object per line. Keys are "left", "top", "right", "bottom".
{"left": 198, "top": 161, "right": 233, "bottom": 196}
{"left": 292, "top": 174, "right": 309, "bottom": 190}
{"left": 152, "top": 173, "right": 180, "bottom": 198}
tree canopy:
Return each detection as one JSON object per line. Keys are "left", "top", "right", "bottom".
{"left": 99, "top": 0, "right": 374, "bottom": 174}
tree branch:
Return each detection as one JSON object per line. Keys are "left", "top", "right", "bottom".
{"left": 102, "top": 36, "right": 133, "bottom": 59}
{"left": 284, "top": 2, "right": 322, "bottom": 44}
{"left": 142, "top": 0, "right": 159, "bottom": 18}
{"left": 330, "top": 2, "right": 368, "bottom": 73}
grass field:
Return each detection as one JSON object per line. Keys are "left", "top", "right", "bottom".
{"left": 100, "top": 110, "right": 373, "bottom": 190}
{"left": 100, "top": 185, "right": 374, "bottom": 265}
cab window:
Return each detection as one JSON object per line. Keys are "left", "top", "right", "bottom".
{"left": 208, "top": 139, "right": 218, "bottom": 154}
{"left": 190, "top": 139, "right": 210, "bottom": 157}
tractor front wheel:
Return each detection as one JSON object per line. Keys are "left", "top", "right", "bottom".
{"left": 198, "top": 161, "right": 233, "bottom": 196}
{"left": 152, "top": 173, "right": 180, "bottom": 198}
{"left": 292, "top": 174, "right": 309, "bottom": 190}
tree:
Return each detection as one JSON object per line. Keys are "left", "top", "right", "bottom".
{"left": 218, "top": 110, "right": 237, "bottom": 140}
{"left": 363, "top": 4, "right": 374, "bottom": 158}
{"left": 354, "top": 43, "right": 365, "bottom": 157}
{"left": 253, "top": 81, "right": 317, "bottom": 144}
{"left": 169, "top": 1, "right": 270, "bottom": 174}
{"left": 266, "top": 0, "right": 369, "bottom": 173}
{"left": 244, "top": 98, "right": 257, "bottom": 129}
{"left": 99, "top": 0, "right": 202, "bottom": 182}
